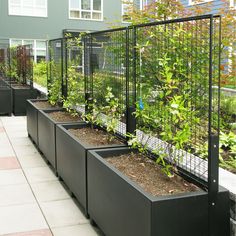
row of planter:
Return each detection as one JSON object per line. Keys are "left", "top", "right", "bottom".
{"left": 27, "top": 98, "right": 230, "bottom": 236}
{"left": 0, "top": 78, "right": 38, "bottom": 116}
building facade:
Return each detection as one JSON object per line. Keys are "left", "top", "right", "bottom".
{"left": 0, "top": 0, "right": 128, "bottom": 62}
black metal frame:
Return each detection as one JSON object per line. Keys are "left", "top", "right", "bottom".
{"left": 48, "top": 15, "right": 222, "bottom": 235}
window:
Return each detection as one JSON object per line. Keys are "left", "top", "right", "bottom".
{"left": 9, "top": 0, "right": 47, "bottom": 17}
{"left": 10, "top": 39, "right": 47, "bottom": 62}
{"left": 122, "top": 0, "right": 133, "bottom": 22}
{"left": 188, "top": 0, "right": 213, "bottom": 5}
{"left": 140, "top": 0, "right": 148, "bottom": 10}
{"left": 230, "top": 0, "right": 236, "bottom": 8}
{"left": 69, "top": 0, "right": 103, "bottom": 20}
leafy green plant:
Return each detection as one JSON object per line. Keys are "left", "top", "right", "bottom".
{"left": 101, "top": 87, "right": 123, "bottom": 141}
{"left": 62, "top": 67, "right": 84, "bottom": 116}
{"left": 82, "top": 99, "right": 102, "bottom": 129}
{"left": 48, "top": 60, "right": 63, "bottom": 106}
{"left": 33, "top": 60, "right": 47, "bottom": 87}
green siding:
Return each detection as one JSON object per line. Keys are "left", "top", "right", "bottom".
{"left": 0, "top": 0, "right": 124, "bottom": 40}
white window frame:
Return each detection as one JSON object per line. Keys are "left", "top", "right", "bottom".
{"left": 8, "top": 0, "right": 48, "bottom": 17}
{"left": 230, "top": 0, "right": 236, "bottom": 8}
{"left": 140, "top": 0, "right": 148, "bottom": 10}
{"left": 121, "top": 0, "right": 133, "bottom": 23}
{"left": 9, "top": 39, "right": 47, "bottom": 63}
{"left": 69, "top": 0, "right": 103, "bottom": 21}
{"left": 188, "top": 0, "right": 213, "bottom": 6}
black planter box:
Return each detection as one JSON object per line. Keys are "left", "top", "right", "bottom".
{"left": 38, "top": 109, "right": 82, "bottom": 171}
{"left": 0, "top": 86, "right": 12, "bottom": 115}
{"left": 26, "top": 99, "right": 59, "bottom": 146}
{"left": 56, "top": 123, "right": 127, "bottom": 217}
{"left": 87, "top": 147, "right": 230, "bottom": 236}
{"left": 12, "top": 86, "right": 38, "bottom": 116}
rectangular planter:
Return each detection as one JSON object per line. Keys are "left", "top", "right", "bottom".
{"left": 38, "top": 109, "right": 82, "bottom": 171}
{"left": 26, "top": 99, "right": 59, "bottom": 146}
{"left": 0, "top": 86, "right": 12, "bottom": 115}
{"left": 56, "top": 123, "right": 127, "bottom": 217}
{"left": 12, "top": 86, "right": 38, "bottom": 116}
{"left": 87, "top": 147, "right": 230, "bottom": 236}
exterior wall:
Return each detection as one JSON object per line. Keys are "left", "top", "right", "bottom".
{"left": 0, "top": 0, "right": 124, "bottom": 40}
{"left": 181, "top": 0, "right": 230, "bottom": 14}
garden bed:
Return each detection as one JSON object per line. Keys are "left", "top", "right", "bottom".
{"left": 37, "top": 109, "right": 82, "bottom": 171}
{"left": 26, "top": 99, "right": 60, "bottom": 146}
{"left": 56, "top": 123, "right": 126, "bottom": 216}
{"left": 87, "top": 147, "right": 230, "bottom": 236}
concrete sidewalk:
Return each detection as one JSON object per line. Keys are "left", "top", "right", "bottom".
{"left": 0, "top": 116, "right": 101, "bottom": 236}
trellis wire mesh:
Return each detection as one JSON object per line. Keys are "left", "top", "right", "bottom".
{"left": 63, "top": 36, "right": 85, "bottom": 112}
{"left": 48, "top": 39, "right": 64, "bottom": 102}
{"left": 9, "top": 44, "right": 33, "bottom": 86}
{"left": 133, "top": 15, "right": 220, "bottom": 187}
{"left": 85, "top": 28, "right": 128, "bottom": 137}
{"left": 0, "top": 39, "right": 10, "bottom": 86}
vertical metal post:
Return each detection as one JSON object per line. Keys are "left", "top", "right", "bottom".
{"left": 64, "top": 38, "right": 68, "bottom": 99}
{"left": 85, "top": 34, "right": 93, "bottom": 114}
{"left": 126, "top": 26, "right": 136, "bottom": 138}
{"left": 208, "top": 15, "right": 219, "bottom": 236}
{"left": 61, "top": 38, "right": 64, "bottom": 99}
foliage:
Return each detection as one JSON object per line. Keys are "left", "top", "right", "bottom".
{"left": 63, "top": 67, "right": 84, "bottom": 116}
{"left": 48, "top": 60, "right": 62, "bottom": 106}
{"left": 82, "top": 99, "right": 102, "bottom": 129}
{"left": 33, "top": 60, "right": 47, "bottom": 87}
{"left": 100, "top": 87, "right": 123, "bottom": 141}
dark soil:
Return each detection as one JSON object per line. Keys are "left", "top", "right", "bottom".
{"left": 106, "top": 152, "right": 199, "bottom": 197}
{"left": 34, "top": 101, "right": 57, "bottom": 109}
{"left": 69, "top": 127, "right": 123, "bottom": 146}
{"left": 48, "top": 111, "right": 82, "bottom": 122}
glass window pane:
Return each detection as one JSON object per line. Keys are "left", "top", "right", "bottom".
{"left": 93, "top": 0, "right": 101, "bottom": 10}
{"left": 36, "top": 49, "right": 46, "bottom": 56}
{"left": 92, "top": 12, "right": 101, "bottom": 19}
{"left": 35, "top": 0, "right": 46, "bottom": 7}
{"left": 70, "top": 0, "right": 80, "bottom": 8}
{"left": 23, "top": 0, "right": 33, "bottom": 6}
{"left": 22, "top": 6, "right": 33, "bottom": 15}
{"left": 10, "top": 5, "right": 21, "bottom": 14}
{"left": 70, "top": 10, "right": 80, "bottom": 18}
{"left": 23, "top": 40, "right": 34, "bottom": 46}
{"left": 81, "top": 0, "right": 91, "bottom": 10}
{"left": 81, "top": 11, "right": 91, "bottom": 18}
{"left": 11, "top": 40, "right": 22, "bottom": 46}
{"left": 35, "top": 7, "right": 47, "bottom": 16}
{"left": 36, "top": 40, "right": 46, "bottom": 48}
{"left": 10, "top": 0, "right": 21, "bottom": 5}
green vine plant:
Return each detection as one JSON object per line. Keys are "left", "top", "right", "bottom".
{"left": 82, "top": 99, "right": 102, "bottom": 129}
{"left": 62, "top": 34, "right": 85, "bottom": 117}
{"left": 48, "top": 62, "right": 62, "bottom": 106}
{"left": 101, "top": 87, "right": 123, "bottom": 141}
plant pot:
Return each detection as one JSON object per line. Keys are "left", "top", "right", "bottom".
{"left": 26, "top": 99, "right": 60, "bottom": 146}
{"left": 87, "top": 147, "right": 230, "bottom": 236}
{"left": 38, "top": 109, "right": 82, "bottom": 171}
{"left": 0, "top": 86, "right": 12, "bottom": 115}
{"left": 12, "top": 86, "right": 38, "bottom": 116}
{"left": 56, "top": 123, "right": 127, "bottom": 217}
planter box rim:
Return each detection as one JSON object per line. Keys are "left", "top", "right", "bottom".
{"left": 88, "top": 147, "right": 228, "bottom": 201}
{"left": 57, "top": 123, "right": 126, "bottom": 150}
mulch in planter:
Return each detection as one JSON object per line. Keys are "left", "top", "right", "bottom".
{"left": 69, "top": 127, "right": 123, "bottom": 146}
{"left": 33, "top": 101, "right": 58, "bottom": 109}
{"left": 48, "top": 111, "right": 82, "bottom": 122}
{"left": 107, "top": 152, "right": 199, "bottom": 196}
